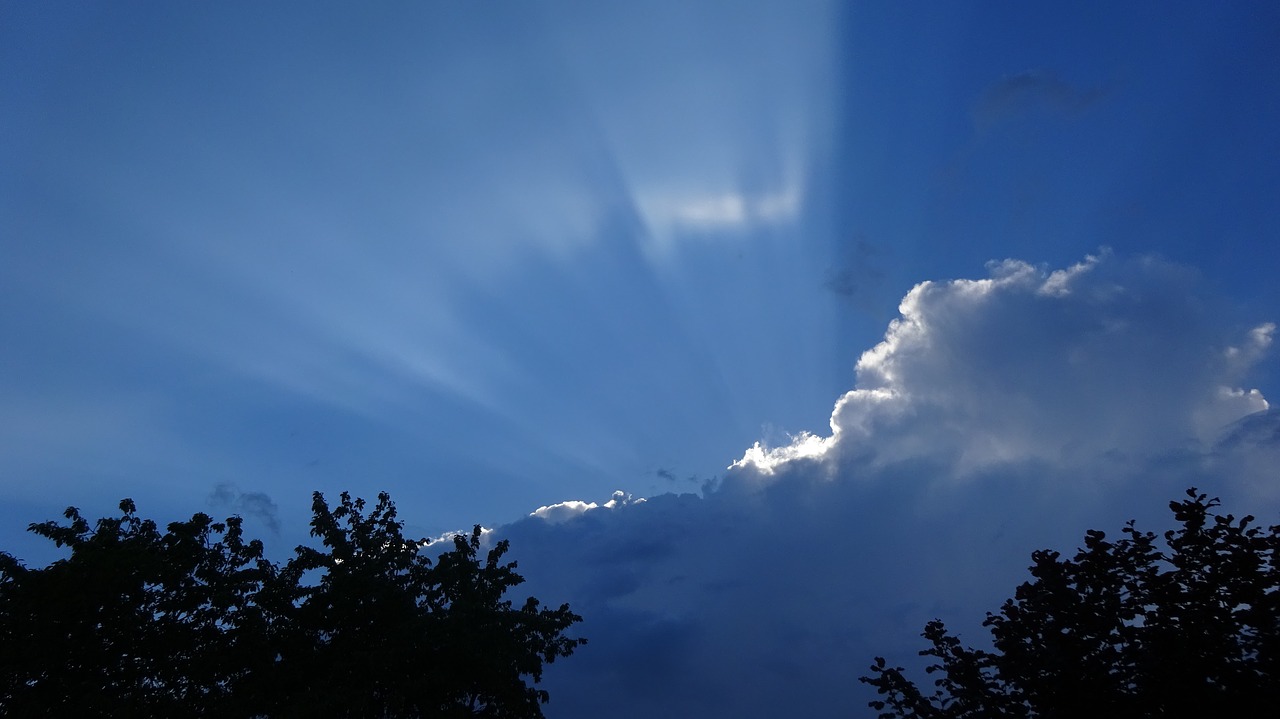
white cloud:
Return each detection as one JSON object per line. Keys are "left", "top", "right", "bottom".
{"left": 530, "top": 491, "right": 645, "bottom": 524}
{"left": 424, "top": 525, "right": 497, "bottom": 549}
{"left": 733, "top": 430, "right": 833, "bottom": 477}
{"left": 634, "top": 183, "right": 803, "bottom": 256}
{"left": 495, "top": 253, "right": 1279, "bottom": 719}
{"left": 733, "top": 251, "right": 1271, "bottom": 480}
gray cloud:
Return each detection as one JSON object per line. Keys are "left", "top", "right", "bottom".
{"left": 655, "top": 467, "right": 704, "bottom": 486}
{"left": 494, "top": 252, "right": 1277, "bottom": 719}
{"left": 824, "top": 238, "right": 888, "bottom": 312}
{"left": 208, "top": 483, "right": 281, "bottom": 534}
{"left": 973, "top": 69, "right": 1107, "bottom": 130}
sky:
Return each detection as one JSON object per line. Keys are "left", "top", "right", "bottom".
{"left": 3, "top": 1, "right": 1280, "bottom": 716}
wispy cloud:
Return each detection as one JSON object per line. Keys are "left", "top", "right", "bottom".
{"left": 638, "top": 185, "right": 800, "bottom": 229}
{"left": 824, "top": 238, "right": 889, "bottom": 311}
{"left": 634, "top": 183, "right": 802, "bottom": 254}
{"left": 972, "top": 69, "right": 1107, "bottom": 131}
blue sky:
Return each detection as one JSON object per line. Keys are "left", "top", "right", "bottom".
{"left": 4, "top": 2, "right": 1280, "bottom": 716}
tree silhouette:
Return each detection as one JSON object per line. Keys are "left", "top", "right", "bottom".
{"left": 0, "top": 492, "right": 583, "bottom": 718}
{"left": 860, "top": 489, "right": 1280, "bottom": 718}
{"left": 0, "top": 500, "right": 273, "bottom": 716}
{"left": 261, "top": 491, "right": 585, "bottom": 718}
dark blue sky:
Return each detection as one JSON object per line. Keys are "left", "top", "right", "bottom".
{"left": 3, "top": 2, "right": 1279, "bottom": 715}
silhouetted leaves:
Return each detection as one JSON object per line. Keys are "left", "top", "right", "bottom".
{"left": 861, "top": 488, "right": 1280, "bottom": 718}
{"left": 0, "top": 492, "right": 584, "bottom": 718}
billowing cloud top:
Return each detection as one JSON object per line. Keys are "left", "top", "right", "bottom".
{"left": 734, "top": 251, "right": 1271, "bottom": 482}
{"left": 498, "top": 253, "right": 1277, "bottom": 719}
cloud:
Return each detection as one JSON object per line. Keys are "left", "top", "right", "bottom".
{"left": 736, "top": 251, "right": 1269, "bottom": 481}
{"left": 972, "top": 69, "right": 1106, "bottom": 130}
{"left": 529, "top": 491, "right": 645, "bottom": 525}
{"left": 824, "top": 238, "right": 889, "bottom": 311}
{"left": 635, "top": 183, "right": 803, "bottom": 255}
{"left": 207, "top": 483, "right": 281, "bottom": 534}
{"left": 491, "top": 252, "right": 1277, "bottom": 719}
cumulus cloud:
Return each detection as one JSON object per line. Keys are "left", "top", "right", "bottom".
{"left": 495, "top": 252, "right": 1277, "bottom": 719}
{"left": 736, "top": 251, "right": 1269, "bottom": 481}
{"left": 207, "top": 483, "right": 281, "bottom": 534}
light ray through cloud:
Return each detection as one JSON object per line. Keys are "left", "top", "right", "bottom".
{"left": 4, "top": 2, "right": 1280, "bottom": 715}
{"left": 2, "top": 1, "right": 845, "bottom": 530}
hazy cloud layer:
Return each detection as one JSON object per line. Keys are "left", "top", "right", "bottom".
{"left": 496, "top": 252, "right": 1277, "bottom": 718}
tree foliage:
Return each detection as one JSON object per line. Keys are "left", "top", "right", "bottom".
{"left": 860, "top": 489, "right": 1280, "bottom": 718}
{"left": 0, "top": 492, "right": 584, "bottom": 718}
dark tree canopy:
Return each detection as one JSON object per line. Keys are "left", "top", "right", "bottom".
{"left": 0, "top": 491, "right": 584, "bottom": 718}
{"left": 861, "top": 488, "right": 1280, "bottom": 718}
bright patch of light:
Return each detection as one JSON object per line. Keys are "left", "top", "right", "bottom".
{"left": 1038, "top": 249, "right": 1107, "bottom": 297}
{"left": 426, "top": 526, "right": 497, "bottom": 549}
{"left": 731, "top": 431, "right": 832, "bottom": 476}
{"left": 636, "top": 183, "right": 802, "bottom": 237}
{"left": 530, "top": 491, "right": 646, "bottom": 524}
